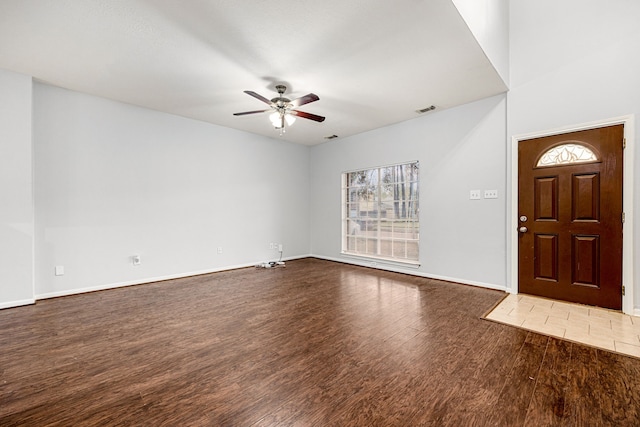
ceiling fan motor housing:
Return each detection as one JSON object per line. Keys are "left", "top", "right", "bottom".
{"left": 272, "top": 85, "right": 290, "bottom": 106}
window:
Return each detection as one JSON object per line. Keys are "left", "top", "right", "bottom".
{"left": 537, "top": 143, "right": 598, "bottom": 167}
{"left": 342, "top": 161, "right": 419, "bottom": 263}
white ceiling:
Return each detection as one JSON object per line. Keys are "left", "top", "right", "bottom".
{"left": 0, "top": 0, "right": 507, "bottom": 146}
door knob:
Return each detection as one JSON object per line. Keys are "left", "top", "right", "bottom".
{"left": 519, "top": 226, "right": 528, "bottom": 233}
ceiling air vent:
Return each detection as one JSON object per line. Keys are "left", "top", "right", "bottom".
{"left": 324, "top": 134, "right": 339, "bottom": 140}
{"left": 416, "top": 105, "right": 436, "bottom": 114}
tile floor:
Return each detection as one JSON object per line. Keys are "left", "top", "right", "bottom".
{"left": 485, "top": 293, "right": 640, "bottom": 359}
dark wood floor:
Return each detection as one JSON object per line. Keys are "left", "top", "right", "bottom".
{"left": 1, "top": 258, "right": 639, "bottom": 426}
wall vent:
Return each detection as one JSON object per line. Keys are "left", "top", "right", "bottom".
{"left": 416, "top": 105, "right": 436, "bottom": 114}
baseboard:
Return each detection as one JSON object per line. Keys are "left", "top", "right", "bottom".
{"left": 31, "top": 253, "right": 507, "bottom": 302}
{"left": 35, "top": 256, "right": 309, "bottom": 301}
{"left": 0, "top": 298, "right": 36, "bottom": 310}
{"left": 313, "top": 254, "right": 507, "bottom": 292}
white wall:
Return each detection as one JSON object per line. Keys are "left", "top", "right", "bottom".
{"left": 0, "top": 70, "right": 34, "bottom": 308}
{"left": 5, "top": 1, "right": 638, "bottom": 313}
{"left": 33, "top": 83, "right": 310, "bottom": 298}
{"left": 310, "top": 94, "right": 507, "bottom": 289}
{"left": 508, "top": 0, "right": 640, "bottom": 312}
{"left": 452, "top": 0, "right": 509, "bottom": 85}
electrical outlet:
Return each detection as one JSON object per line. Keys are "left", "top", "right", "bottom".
{"left": 278, "top": 244, "right": 283, "bottom": 252}
{"left": 132, "top": 255, "right": 141, "bottom": 266}
{"left": 484, "top": 189, "right": 498, "bottom": 199}
{"left": 470, "top": 190, "right": 481, "bottom": 200}
{"left": 217, "top": 247, "right": 223, "bottom": 254}
{"left": 55, "top": 265, "right": 64, "bottom": 276}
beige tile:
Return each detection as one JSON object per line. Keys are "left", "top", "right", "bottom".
{"left": 564, "top": 322, "right": 590, "bottom": 338}
{"left": 614, "top": 341, "right": 640, "bottom": 358}
{"left": 552, "top": 300, "right": 588, "bottom": 314}
{"left": 581, "top": 336, "right": 616, "bottom": 352}
{"left": 569, "top": 311, "right": 612, "bottom": 330}
{"left": 519, "top": 295, "right": 554, "bottom": 308}
{"left": 547, "top": 305, "right": 571, "bottom": 320}
{"left": 565, "top": 304, "right": 591, "bottom": 317}
{"left": 615, "top": 322, "right": 640, "bottom": 337}
{"left": 518, "top": 314, "right": 547, "bottom": 328}
{"left": 565, "top": 328, "right": 615, "bottom": 351}
{"left": 507, "top": 310, "right": 548, "bottom": 325}
{"left": 589, "top": 325, "right": 640, "bottom": 347}
{"left": 501, "top": 294, "right": 520, "bottom": 305}
{"left": 486, "top": 311, "right": 525, "bottom": 327}
{"left": 530, "top": 304, "right": 555, "bottom": 316}
{"left": 490, "top": 304, "right": 515, "bottom": 315}
{"left": 485, "top": 294, "right": 640, "bottom": 358}
{"left": 491, "top": 295, "right": 518, "bottom": 310}
{"left": 610, "top": 315, "right": 637, "bottom": 331}
{"left": 547, "top": 316, "right": 589, "bottom": 334}
{"left": 510, "top": 302, "right": 535, "bottom": 315}
{"left": 522, "top": 319, "right": 565, "bottom": 338}
{"left": 588, "top": 307, "right": 632, "bottom": 324}
{"left": 589, "top": 324, "right": 635, "bottom": 344}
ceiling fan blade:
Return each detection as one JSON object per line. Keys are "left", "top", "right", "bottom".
{"left": 233, "top": 109, "right": 270, "bottom": 116}
{"left": 244, "top": 90, "right": 273, "bottom": 105}
{"left": 290, "top": 110, "right": 326, "bottom": 122}
{"left": 289, "top": 93, "right": 319, "bottom": 107}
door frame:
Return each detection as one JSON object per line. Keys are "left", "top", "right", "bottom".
{"left": 509, "top": 115, "right": 635, "bottom": 315}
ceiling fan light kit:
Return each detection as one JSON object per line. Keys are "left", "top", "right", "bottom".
{"left": 233, "top": 84, "right": 325, "bottom": 135}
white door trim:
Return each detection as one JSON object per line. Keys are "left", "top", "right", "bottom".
{"left": 509, "top": 115, "right": 635, "bottom": 315}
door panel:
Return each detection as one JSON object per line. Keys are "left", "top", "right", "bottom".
{"left": 534, "top": 234, "right": 558, "bottom": 281}
{"left": 518, "top": 125, "right": 623, "bottom": 310}
{"left": 534, "top": 177, "right": 559, "bottom": 221}
{"left": 572, "top": 235, "right": 599, "bottom": 287}
{"left": 572, "top": 173, "right": 600, "bottom": 221}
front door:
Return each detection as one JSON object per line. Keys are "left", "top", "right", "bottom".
{"left": 518, "top": 125, "right": 624, "bottom": 310}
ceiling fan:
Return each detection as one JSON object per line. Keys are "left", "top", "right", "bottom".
{"left": 233, "top": 84, "right": 325, "bottom": 133}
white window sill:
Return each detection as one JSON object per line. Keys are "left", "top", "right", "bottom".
{"left": 341, "top": 252, "right": 421, "bottom": 269}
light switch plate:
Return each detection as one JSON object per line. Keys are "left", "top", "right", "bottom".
{"left": 484, "top": 189, "right": 498, "bottom": 199}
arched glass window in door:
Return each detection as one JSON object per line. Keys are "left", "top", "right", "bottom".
{"left": 536, "top": 143, "right": 598, "bottom": 167}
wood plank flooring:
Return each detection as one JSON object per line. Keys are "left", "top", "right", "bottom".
{"left": 1, "top": 258, "right": 639, "bottom": 426}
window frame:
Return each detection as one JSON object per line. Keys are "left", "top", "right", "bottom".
{"left": 536, "top": 142, "right": 600, "bottom": 167}
{"left": 341, "top": 161, "right": 420, "bottom": 266}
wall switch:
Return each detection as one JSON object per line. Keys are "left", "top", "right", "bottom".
{"left": 484, "top": 189, "right": 498, "bottom": 199}
{"left": 269, "top": 243, "right": 275, "bottom": 250}
{"left": 132, "top": 255, "right": 141, "bottom": 266}
{"left": 470, "top": 190, "right": 481, "bottom": 200}
{"left": 55, "top": 265, "right": 64, "bottom": 276}
{"left": 217, "top": 246, "right": 223, "bottom": 254}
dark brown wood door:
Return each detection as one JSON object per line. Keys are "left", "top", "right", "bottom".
{"left": 518, "top": 125, "right": 624, "bottom": 310}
